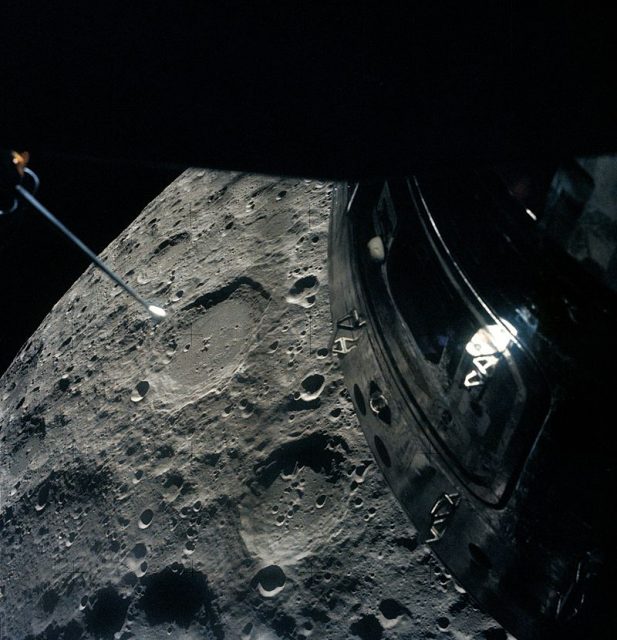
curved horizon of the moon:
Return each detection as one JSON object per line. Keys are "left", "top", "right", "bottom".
{"left": 0, "top": 170, "right": 507, "bottom": 639}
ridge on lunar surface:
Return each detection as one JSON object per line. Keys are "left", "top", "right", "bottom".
{"left": 0, "top": 170, "right": 507, "bottom": 639}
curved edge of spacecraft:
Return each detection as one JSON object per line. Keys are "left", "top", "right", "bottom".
{"left": 328, "top": 169, "right": 616, "bottom": 640}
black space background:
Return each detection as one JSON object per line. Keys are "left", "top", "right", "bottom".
{"left": 1, "top": 4, "right": 616, "bottom": 375}
{"left": 0, "top": 156, "right": 182, "bottom": 375}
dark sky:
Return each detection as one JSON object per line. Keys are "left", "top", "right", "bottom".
{"left": 0, "top": 154, "right": 182, "bottom": 375}
{"left": 2, "top": 6, "right": 615, "bottom": 178}
{"left": 1, "top": 6, "right": 615, "bottom": 374}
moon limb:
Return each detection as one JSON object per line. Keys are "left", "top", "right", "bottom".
{"left": 0, "top": 170, "right": 503, "bottom": 639}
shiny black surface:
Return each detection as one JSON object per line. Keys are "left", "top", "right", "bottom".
{"left": 380, "top": 178, "right": 552, "bottom": 505}
{"left": 329, "top": 170, "right": 616, "bottom": 639}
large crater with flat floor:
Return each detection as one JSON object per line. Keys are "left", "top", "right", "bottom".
{"left": 163, "top": 279, "right": 270, "bottom": 390}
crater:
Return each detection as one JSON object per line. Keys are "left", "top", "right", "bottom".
{"left": 252, "top": 432, "right": 349, "bottom": 491}
{"left": 84, "top": 586, "right": 129, "bottom": 640}
{"left": 378, "top": 599, "right": 411, "bottom": 629}
{"left": 138, "top": 508, "right": 154, "bottom": 529}
{"left": 287, "top": 396, "right": 321, "bottom": 412}
{"left": 164, "top": 278, "right": 270, "bottom": 389}
{"left": 130, "top": 543, "right": 147, "bottom": 560}
{"left": 437, "top": 616, "right": 450, "bottom": 630}
{"left": 137, "top": 562, "right": 223, "bottom": 636}
{"left": 24, "top": 620, "right": 84, "bottom": 640}
{"left": 131, "top": 380, "right": 150, "bottom": 402}
{"left": 350, "top": 614, "right": 383, "bottom": 640}
{"left": 153, "top": 231, "right": 191, "bottom": 255}
{"left": 252, "top": 564, "right": 286, "bottom": 597}
{"left": 300, "top": 373, "right": 325, "bottom": 400}
{"left": 286, "top": 275, "right": 319, "bottom": 307}
{"left": 40, "top": 589, "right": 59, "bottom": 614}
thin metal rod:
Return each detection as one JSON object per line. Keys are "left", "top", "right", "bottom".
{"left": 16, "top": 185, "right": 163, "bottom": 316}
{"left": 23, "top": 167, "right": 41, "bottom": 194}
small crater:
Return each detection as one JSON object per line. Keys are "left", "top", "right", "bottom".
{"left": 300, "top": 373, "right": 325, "bottom": 401}
{"left": 84, "top": 586, "right": 129, "bottom": 640}
{"left": 138, "top": 509, "right": 154, "bottom": 529}
{"left": 153, "top": 231, "right": 190, "bottom": 255}
{"left": 350, "top": 614, "right": 383, "bottom": 640}
{"left": 449, "top": 598, "right": 468, "bottom": 615}
{"left": 437, "top": 616, "right": 450, "bottom": 630}
{"left": 287, "top": 395, "right": 321, "bottom": 412}
{"left": 137, "top": 563, "right": 223, "bottom": 636}
{"left": 41, "top": 589, "right": 59, "bottom": 614}
{"left": 131, "top": 543, "right": 147, "bottom": 560}
{"left": 272, "top": 613, "right": 297, "bottom": 636}
{"left": 252, "top": 565, "right": 286, "bottom": 598}
{"left": 393, "top": 536, "right": 418, "bottom": 552}
{"left": 201, "top": 452, "right": 221, "bottom": 466}
{"left": 377, "top": 598, "right": 411, "bottom": 629}
{"left": 36, "top": 482, "right": 51, "bottom": 511}
{"left": 286, "top": 275, "right": 319, "bottom": 308}
{"left": 131, "top": 381, "right": 150, "bottom": 403}
{"left": 155, "top": 444, "right": 174, "bottom": 459}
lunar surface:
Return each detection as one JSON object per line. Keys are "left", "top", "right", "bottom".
{"left": 0, "top": 170, "right": 508, "bottom": 639}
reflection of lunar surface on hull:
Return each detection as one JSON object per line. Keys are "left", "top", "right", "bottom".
{"left": 0, "top": 171, "right": 503, "bottom": 638}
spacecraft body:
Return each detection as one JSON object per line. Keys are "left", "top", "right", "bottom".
{"left": 328, "top": 160, "right": 616, "bottom": 639}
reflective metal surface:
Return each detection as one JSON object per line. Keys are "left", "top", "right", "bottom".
{"left": 328, "top": 166, "right": 616, "bottom": 639}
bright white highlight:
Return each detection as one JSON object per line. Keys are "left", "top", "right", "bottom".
{"left": 525, "top": 208, "right": 537, "bottom": 221}
{"left": 148, "top": 304, "right": 167, "bottom": 318}
{"left": 465, "top": 319, "right": 517, "bottom": 357}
